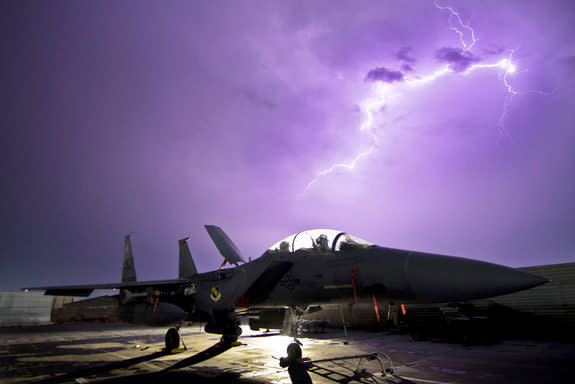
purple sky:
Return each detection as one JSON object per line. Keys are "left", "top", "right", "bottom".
{"left": 1, "top": 1, "right": 574, "bottom": 290}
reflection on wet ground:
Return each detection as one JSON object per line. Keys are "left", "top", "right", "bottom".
{"left": 1, "top": 323, "right": 573, "bottom": 383}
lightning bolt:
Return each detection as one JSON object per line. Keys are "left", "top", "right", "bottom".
{"left": 303, "top": 2, "right": 546, "bottom": 193}
{"left": 303, "top": 146, "right": 375, "bottom": 193}
{"left": 434, "top": 1, "right": 477, "bottom": 51}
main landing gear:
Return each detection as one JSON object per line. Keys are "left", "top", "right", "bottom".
{"left": 219, "top": 325, "right": 243, "bottom": 346}
{"left": 165, "top": 322, "right": 187, "bottom": 351}
{"left": 220, "top": 334, "right": 239, "bottom": 345}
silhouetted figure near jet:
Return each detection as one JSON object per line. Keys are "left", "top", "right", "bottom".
{"left": 279, "top": 342, "right": 313, "bottom": 384}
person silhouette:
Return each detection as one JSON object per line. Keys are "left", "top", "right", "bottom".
{"left": 279, "top": 342, "right": 313, "bottom": 384}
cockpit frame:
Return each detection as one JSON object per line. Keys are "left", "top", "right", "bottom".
{"left": 267, "top": 229, "right": 372, "bottom": 254}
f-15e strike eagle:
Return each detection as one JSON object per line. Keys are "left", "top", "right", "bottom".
{"left": 25, "top": 226, "right": 548, "bottom": 351}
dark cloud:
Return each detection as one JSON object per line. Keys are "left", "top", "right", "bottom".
{"left": 238, "top": 88, "right": 277, "bottom": 109}
{"left": 396, "top": 46, "right": 416, "bottom": 63}
{"left": 435, "top": 47, "right": 479, "bottom": 72}
{"left": 482, "top": 47, "right": 506, "bottom": 56}
{"left": 401, "top": 63, "right": 413, "bottom": 72}
{"left": 365, "top": 66, "right": 404, "bottom": 83}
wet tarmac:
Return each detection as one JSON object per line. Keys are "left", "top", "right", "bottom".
{"left": 0, "top": 323, "right": 573, "bottom": 383}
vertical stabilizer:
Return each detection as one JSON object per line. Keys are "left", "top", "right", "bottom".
{"left": 178, "top": 237, "right": 198, "bottom": 277}
{"left": 122, "top": 233, "right": 137, "bottom": 283}
{"left": 204, "top": 225, "right": 245, "bottom": 265}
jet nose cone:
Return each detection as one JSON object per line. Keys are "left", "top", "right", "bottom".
{"left": 406, "top": 252, "right": 549, "bottom": 302}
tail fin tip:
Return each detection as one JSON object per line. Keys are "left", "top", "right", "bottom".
{"left": 122, "top": 233, "right": 137, "bottom": 283}
{"left": 178, "top": 237, "right": 198, "bottom": 277}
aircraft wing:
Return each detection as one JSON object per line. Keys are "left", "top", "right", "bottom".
{"left": 23, "top": 279, "right": 195, "bottom": 297}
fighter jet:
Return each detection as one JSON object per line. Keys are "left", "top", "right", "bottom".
{"left": 24, "top": 226, "right": 548, "bottom": 350}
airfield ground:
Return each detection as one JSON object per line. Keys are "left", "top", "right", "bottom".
{"left": 0, "top": 323, "right": 573, "bottom": 383}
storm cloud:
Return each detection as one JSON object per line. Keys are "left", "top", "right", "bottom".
{"left": 365, "top": 67, "right": 405, "bottom": 83}
{"left": 396, "top": 46, "right": 416, "bottom": 63}
{"left": 0, "top": 1, "right": 573, "bottom": 292}
{"left": 435, "top": 47, "right": 479, "bottom": 72}
{"left": 401, "top": 63, "right": 414, "bottom": 72}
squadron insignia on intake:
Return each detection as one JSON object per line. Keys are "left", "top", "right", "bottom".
{"left": 210, "top": 286, "right": 222, "bottom": 302}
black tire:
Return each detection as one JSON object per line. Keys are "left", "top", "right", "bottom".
{"left": 165, "top": 328, "right": 180, "bottom": 350}
{"left": 287, "top": 342, "right": 302, "bottom": 359}
{"left": 221, "top": 334, "right": 238, "bottom": 344}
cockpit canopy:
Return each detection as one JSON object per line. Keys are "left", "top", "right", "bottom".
{"left": 267, "top": 229, "right": 372, "bottom": 253}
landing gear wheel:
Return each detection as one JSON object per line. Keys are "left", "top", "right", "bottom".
{"left": 220, "top": 334, "right": 239, "bottom": 345}
{"left": 287, "top": 342, "right": 302, "bottom": 359}
{"left": 165, "top": 327, "right": 180, "bottom": 351}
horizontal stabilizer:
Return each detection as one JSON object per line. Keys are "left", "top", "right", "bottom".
{"left": 204, "top": 225, "right": 245, "bottom": 265}
{"left": 178, "top": 237, "right": 198, "bottom": 277}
